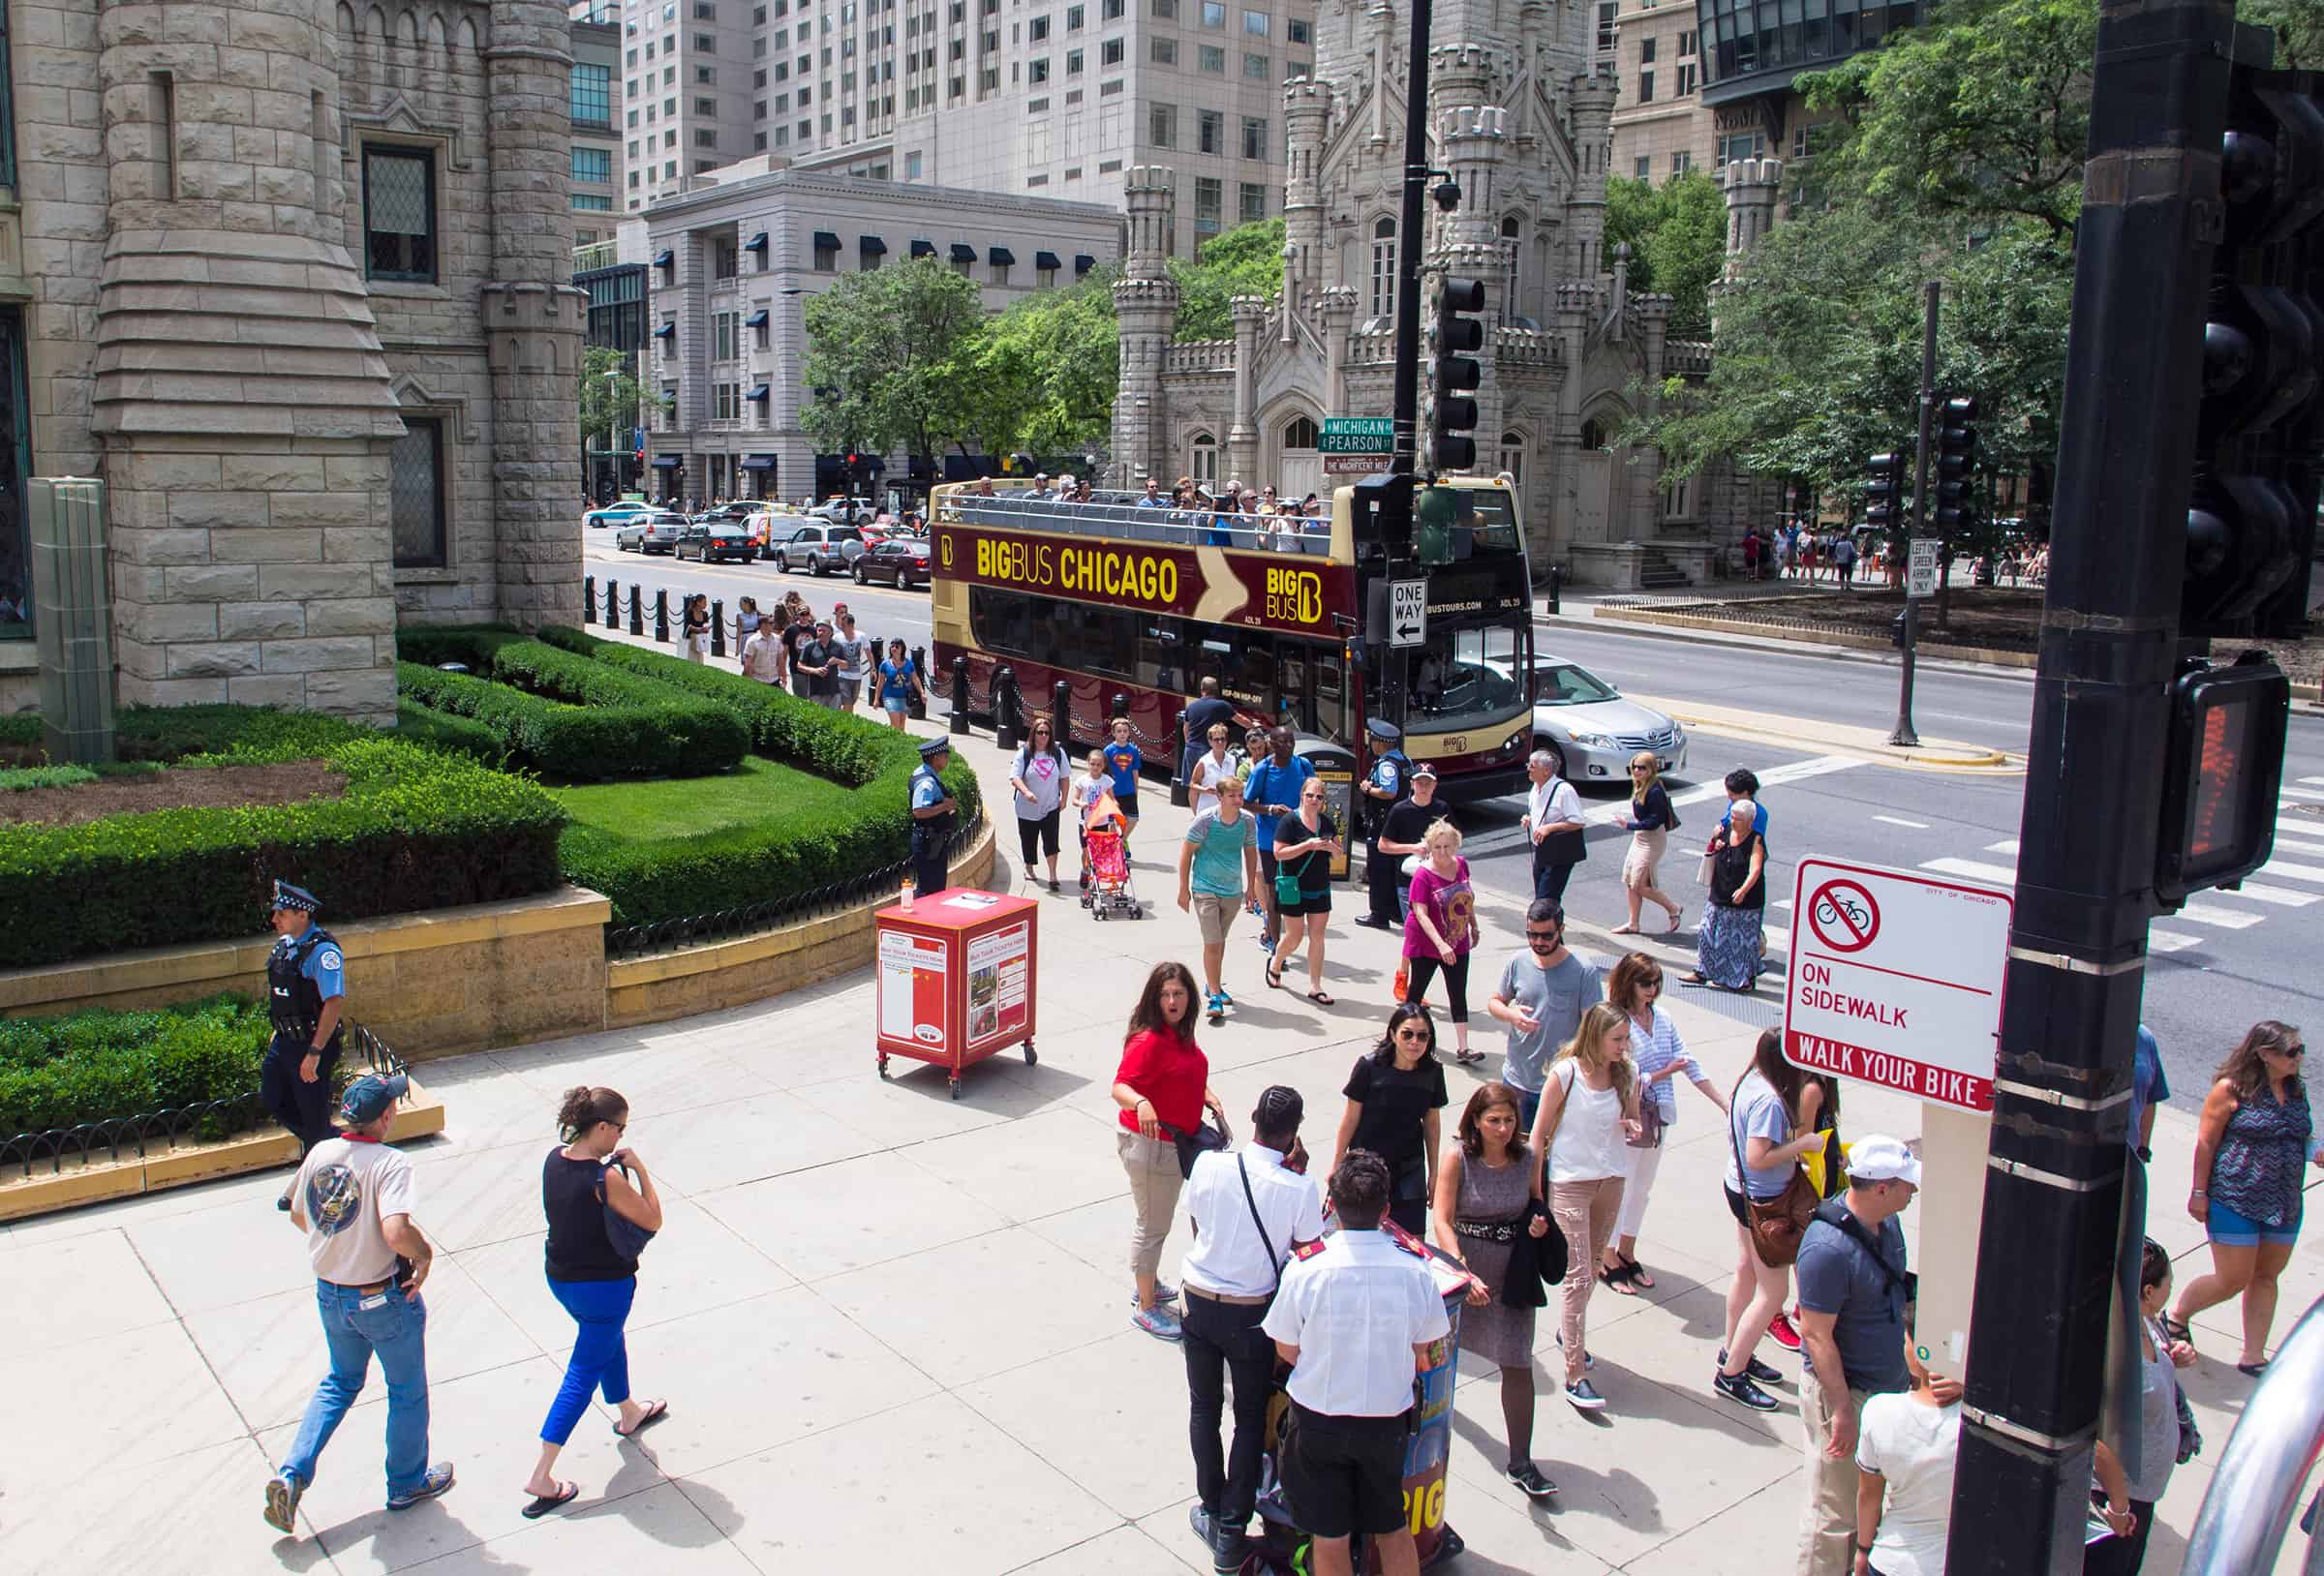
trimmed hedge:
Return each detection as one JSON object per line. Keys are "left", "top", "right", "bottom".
{"left": 393, "top": 641, "right": 749, "bottom": 780}
{"left": 393, "top": 623, "right": 524, "bottom": 670}
{"left": 0, "top": 994, "right": 273, "bottom": 1137}
{"left": 394, "top": 700, "right": 509, "bottom": 766}
{"left": 0, "top": 711, "right": 566, "bottom": 968}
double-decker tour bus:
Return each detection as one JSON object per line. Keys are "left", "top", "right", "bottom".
{"left": 927, "top": 475, "right": 1536, "bottom": 803}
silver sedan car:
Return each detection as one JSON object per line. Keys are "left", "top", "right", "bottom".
{"left": 1524, "top": 655, "right": 1689, "bottom": 785}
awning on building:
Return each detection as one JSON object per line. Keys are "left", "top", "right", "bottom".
{"left": 1074, "top": 254, "right": 1096, "bottom": 274}
{"left": 652, "top": 249, "right": 674, "bottom": 268}
{"left": 812, "top": 230, "right": 841, "bottom": 251}
{"left": 651, "top": 454, "right": 684, "bottom": 469}
{"left": 741, "top": 454, "right": 778, "bottom": 470}
{"left": 859, "top": 235, "right": 887, "bottom": 255}
{"left": 745, "top": 384, "right": 771, "bottom": 401}
{"left": 743, "top": 310, "right": 769, "bottom": 328}
{"left": 745, "top": 231, "right": 769, "bottom": 251}
{"left": 1035, "top": 251, "right": 1061, "bottom": 272}
{"left": 988, "top": 246, "right": 1016, "bottom": 266}
{"left": 949, "top": 243, "right": 977, "bottom": 262}
{"left": 653, "top": 321, "right": 676, "bottom": 339}
{"left": 909, "top": 238, "right": 936, "bottom": 258}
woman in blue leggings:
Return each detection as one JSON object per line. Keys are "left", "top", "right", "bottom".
{"left": 522, "top": 1085, "right": 667, "bottom": 1516}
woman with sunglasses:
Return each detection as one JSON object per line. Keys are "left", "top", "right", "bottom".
{"left": 2168, "top": 1019, "right": 2322, "bottom": 1375}
{"left": 1266, "top": 780, "right": 1342, "bottom": 1006}
{"left": 1612, "top": 753, "right": 1683, "bottom": 935}
{"left": 1008, "top": 718, "right": 1071, "bottom": 893}
{"left": 1600, "top": 952, "right": 1727, "bottom": 1295}
{"left": 1328, "top": 1003, "right": 1450, "bottom": 1236}
{"left": 523, "top": 1086, "right": 666, "bottom": 1517}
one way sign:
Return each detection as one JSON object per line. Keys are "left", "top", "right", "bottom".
{"left": 1389, "top": 581, "right": 1427, "bottom": 648}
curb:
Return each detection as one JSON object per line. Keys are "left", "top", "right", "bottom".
{"left": 1583, "top": 603, "right": 2039, "bottom": 670}
{"left": 1620, "top": 691, "right": 2023, "bottom": 775}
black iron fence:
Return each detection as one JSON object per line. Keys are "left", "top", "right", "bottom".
{"left": 581, "top": 574, "right": 929, "bottom": 712}
{"left": 0, "top": 1022, "right": 410, "bottom": 1183}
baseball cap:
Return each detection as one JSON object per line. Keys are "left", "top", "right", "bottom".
{"left": 1412, "top": 762, "right": 1438, "bottom": 779}
{"left": 1848, "top": 1135, "right": 1921, "bottom": 1187}
{"left": 341, "top": 1072, "right": 409, "bottom": 1125}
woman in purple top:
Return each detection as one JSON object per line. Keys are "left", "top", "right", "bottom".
{"left": 1403, "top": 818, "right": 1483, "bottom": 1064}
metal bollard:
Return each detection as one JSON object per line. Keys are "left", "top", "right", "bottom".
{"left": 1052, "top": 681, "right": 1072, "bottom": 753}
{"left": 604, "top": 579, "right": 620, "bottom": 627}
{"left": 993, "top": 665, "right": 1020, "bottom": 750}
{"left": 910, "top": 646, "right": 930, "bottom": 720}
{"left": 584, "top": 575, "right": 596, "bottom": 624}
{"left": 950, "top": 654, "right": 971, "bottom": 735}
{"left": 654, "top": 589, "right": 669, "bottom": 643}
{"left": 627, "top": 584, "right": 643, "bottom": 635}
{"left": 1546, "top": 563, "right": 1564, "bottom": 616}
{"left": 711, "top": 599, "right": 726, "bottom": 659}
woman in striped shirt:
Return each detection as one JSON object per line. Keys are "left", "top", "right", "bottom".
{"left": 1601, "top": 951, "right": 1729, "bottom": 1294}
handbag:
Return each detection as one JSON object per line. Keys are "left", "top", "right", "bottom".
{"left": 603, "top": 1160, "right": 657, "bottom": 1259}
{"left": 1274, "top": 868, "right": 1303, "bottom": 905}
{"left": 1729, "top": 1076, "right": 1818, "bottom": 1266}
{"left": 1628, "top": 1097, "right": 1665, "bottom": 1150}
{"left": 1171, "top": 1117, "right": 1230, "bottom": 1179}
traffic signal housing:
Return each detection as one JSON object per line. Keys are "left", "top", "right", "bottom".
{"left": 1865, "top": 452, "right": 1907, "bottom": 536}
{"left": 1933, "top": 397, "right": 1978, "bottom": 533}
{"left": 2154, "top": 650, "right": 2291, "bottom": 904}
{"left": 1429, "top": 276, "right": 1486, "bottom": 474}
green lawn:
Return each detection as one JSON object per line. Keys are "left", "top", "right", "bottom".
{"left": 550, "top": 754, "right": 862, "bottom": 840}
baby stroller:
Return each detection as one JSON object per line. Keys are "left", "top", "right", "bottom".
{"left": 1082, "top": 818, "right": 1144, "bottom": 921}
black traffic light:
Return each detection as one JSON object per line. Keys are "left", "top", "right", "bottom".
{"left": 2182, "top": 64, "right": 2324, "bottom": 639}
{"left": 1351, "top": 470, "right": 1418, "bottom": 559}
{"left": 2155, "top": 649, "right": 2291, "bottom": 903}
{"left": 1933, "top": 396, "right": 1978, "bottom": 533}
{"left": 1865, "top": 452, "right": 1907, "bottom": 535}
{"left": 1430, "top": 276, "right": 1486, "bottom": 473}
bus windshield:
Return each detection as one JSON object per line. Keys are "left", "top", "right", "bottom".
{"left": 1460, "top": 488, "right": 1524, "bottom": 557}
{"left": 1411, "top": 625, "right": 1528, "bottom": 732}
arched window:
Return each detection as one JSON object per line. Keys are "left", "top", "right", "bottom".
{"left": 1368, "top": 216, "right": 1396, "bottom": 321}
{"left": 1579, "top": 417, "right": 1607, "bottom": 450}
{"left": 1498, "top": 432, "right": 1524, "bottom": 486}
{"left": 1500, "top": 215, "right": 1523, "bottom": 326}
{"left": 1281, "top": 414, "right": 1319, "bottom": 449}
{"left": 1190, "top": 432, "right": 1218, "bottom": 483}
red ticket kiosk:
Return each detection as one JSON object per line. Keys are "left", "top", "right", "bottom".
{"left": 872, "top": 889, "right": 1039, "bottom": 1097}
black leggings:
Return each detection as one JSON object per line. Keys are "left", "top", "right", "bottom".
{"left": 1403, "top": 951, "right": 1471, "bottom": 1022}
{"left": 1017, "top": 808, "right": 1061, "bottom": 864}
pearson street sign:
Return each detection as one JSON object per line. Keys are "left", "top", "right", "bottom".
{"left": 1321, "top": 416, "right": 1395, "bottom": 454}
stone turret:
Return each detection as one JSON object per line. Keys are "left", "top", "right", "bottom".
{"left": 1111, "top": 167, "right": 1180, "bottom": 485}
{"left": 1282, "top": 76, "right": 1333, "bottom": 288}
{"left": 1227, "top": 294, "right": 1271, "bottom": 484}
{"left": 484, "top": 0, "right": 588, "bottom": 631}
{"left": 92, "top": 0, "right": 407, "bottom": 719}
{"left": 1566, "top": 72, "right": 1618, "bottom": 281}
{"left": 1722, "top": 156, "right": 1784, "bottom": 280}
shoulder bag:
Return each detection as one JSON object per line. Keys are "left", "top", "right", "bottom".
{"left": 1170, "top": 1117, "right": 1230, "bottom": 1179}
{"left": 604, "top": 1160, "right": 657, "bottom": 1259}
{"left": 1729, "top": 1075, "right": 1818, "bottom": 1266}
{"left": 1237, "top": 1153, "right": 1283, "bottom": 1299}
{"left": 1813, "top": 1197, "right": 1919, "bottom": 1307}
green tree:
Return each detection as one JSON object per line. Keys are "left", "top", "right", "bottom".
{"left": 1603, "top": 170, "right": 1731, "bottom": 336}
{"left": 2245, "top": 0, "right": 2324, "bottom": 69}
{"left": 579, "top": 345, "right": 646, "bottom": 455}
{"left": 1170, "top": 217, "right": 1286, "bottom": 341}
{"left": 800, "top": 256, "right": 987, "bottom": 460}
{"left": 969, "top": 266, "right": 1122, "bottom": 457}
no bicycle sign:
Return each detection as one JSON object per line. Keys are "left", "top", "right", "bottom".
{"left": 1784, "top": 858, "right": 2013, "bottom": 1111}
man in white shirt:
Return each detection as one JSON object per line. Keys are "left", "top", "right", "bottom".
{"left": 740, "top": 616, "right": 787, "bottom": 686}
{"left": 1521, "top": 747, "right": 1587, "bottom": 902}
{"left": 1263, "top": 1151, "right": 1450, "bottom": 1576}
{"left": 1182, "top": 1087, "right": 1326, "bottom": 1573}
{"left": 263, "top": 1074, "right": 455, "bottom": 1535}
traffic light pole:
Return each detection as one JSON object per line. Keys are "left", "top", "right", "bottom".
{"left": 1380, "top": 0, "right": 1433, "bottom": 737}
{"left": 1943, "top": 2, "right": 2235, "bottom": 1570}
{"left": 1890, "top": 281, "right": 1939, "bottom": 748}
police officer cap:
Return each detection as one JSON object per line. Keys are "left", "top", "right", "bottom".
{"left": 1366, "top": 718, "right": 1403, "bottom": 745}
{"left": 272, "top": 880, "right": 321, "bottom": 914}
{"left": 918, "top": 736, "right": 952, "bottom": 760}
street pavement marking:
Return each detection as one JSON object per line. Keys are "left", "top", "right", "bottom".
{"left": 1461, "top": 754, "right": 1866, "bottom": 857}
{"left": 1764, "top": 923, "right": 1789, "bottom": 953}
{"left": 2302, "top": 777, "right": 2324, "bottom": 787}
{"left": 2277, "top": 834, "right": 2324, "bottom": 857}
{"left": 2193, "top": 880, "right": 2317, "bottom": 908}
{"left": 1874, "top": 815, "right": 1930, "bottom": 829}
{"left": 1990, "top": 838, "right": 2021, "bottom": 856}
{"left": 2169, "top": 900, "right": 2265, "bottom": 930}
{"left": 2281, "top": 789, "right": 2324, "bottom": 803}
{"left": 2149, "top": 931, "right": 2204, "bottom": 955}
{"left": 1921, "top": 857, "right": 2020, "bottom": 887}
{"left": 2259, "top": 859, "right": 2324, "bottom": 883}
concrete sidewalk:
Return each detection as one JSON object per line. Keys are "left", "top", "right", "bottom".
{"left": 0, "top": 716, "right": 2313, "bottom": 1574}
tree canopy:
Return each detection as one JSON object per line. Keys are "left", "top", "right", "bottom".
{"left": 800, "top": 256, "right": 987, "bottom": 460}
{"left": 579, "top": 346, "right": 649, "bottom": 450}
{"left": 1169, "top": 218, "right": 1287, "bottom": 342}
{"left": 1603, "top": 171, "right": 1730, "bottom": 337}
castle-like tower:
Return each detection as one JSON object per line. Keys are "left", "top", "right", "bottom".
{"left": 1107, "top": 0, "right": 1745, "bottom": 587}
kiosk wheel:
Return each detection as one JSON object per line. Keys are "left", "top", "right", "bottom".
{"left": 877, "top": 1052, "right": 890, "bottom": 1079}
{"left": 1023, "top": 1041, "right": 1038, "bottom": 1066}
{"left": 948, "top": 1075, "right": 963, "bottom": 1100}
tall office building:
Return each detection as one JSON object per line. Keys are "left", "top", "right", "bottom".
{"left": 616, "top": 0, "right": 1315, "bottom": 256}
{"left": 571, "top": 6, "right": 627, "bottom": 245}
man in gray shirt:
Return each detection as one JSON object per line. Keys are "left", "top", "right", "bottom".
{"left": 1484, "top": 897, "right": 1605, "bottom": 1135}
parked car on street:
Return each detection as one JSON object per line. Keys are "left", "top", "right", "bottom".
{"left": 614, "top": 512, "right": 690, "bottom": 554}
{"left": 1510, "top": 654, "right": 1689, "bottom": 784}
{"left": 767, "top": 522, "right": 866, "bottom": 576}
{"left": 852, "top": 534, "right": 932, "bottom": 589}
{"left": 585, "top": 500, "right": 656, "bottom": 530}
{"left": 749, "top": 511, "right": 817, "bottom": 559}
{"left": 674, "top": 522, "right": 760, "bottom": 563}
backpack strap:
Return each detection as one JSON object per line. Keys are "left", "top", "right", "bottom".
{"left": 1815, "top": 1198, "right": 1906, "bottom": 1293}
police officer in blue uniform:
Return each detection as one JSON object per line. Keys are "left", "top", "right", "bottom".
{"left": 909, "top": 738, "right": 958, "bottom": 898}
{"left": 263, "top": 880, "right": 348, "bottom": 1210}
{"left": 1356, "top": 720, "right": 1412, "bottom": 930}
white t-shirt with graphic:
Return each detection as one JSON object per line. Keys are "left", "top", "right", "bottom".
{"left": 295, "top": 1136, "right": 417, "bottom": 1287}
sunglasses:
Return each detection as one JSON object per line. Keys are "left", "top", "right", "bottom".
{"left": 1394, "top": 1026, "right": 1431, "bottom": 1041}
{"left": 1525, "top": 929, "right": 1562, "bottom": 950}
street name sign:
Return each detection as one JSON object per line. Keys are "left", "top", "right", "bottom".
{"left": 1388, "top": 580, "right": 1427, "bottom": 648}
{"left": 1907, "top": 537, "right": 1941, "bottom": 598}
{"left": 1321, "top": 416, "right": 1394, "bottom": 455}
{"left": 1324, "top": 453, "right": 1390, "bottom": 474}
{"left": 1783, "top": 857, "right": 2012, "bottom": 1110}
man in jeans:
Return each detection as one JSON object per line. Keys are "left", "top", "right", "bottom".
{"left": 1484, "top": 897, "right": 1605, "bottom": 1140}
{"left": 1792, "top": 1134, "right": 1960, "bottom": 1576}
{"left": 264, "top": 1074, "right": 454, "bottom": 1535}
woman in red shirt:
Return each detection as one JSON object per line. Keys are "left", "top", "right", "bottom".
{"left": 1112, "top": 960, "right": 1229, "bottom": 1342}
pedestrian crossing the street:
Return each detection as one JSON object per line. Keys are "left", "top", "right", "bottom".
{"left": 1455, "top": 754, "right": 1865, "bottom": 861}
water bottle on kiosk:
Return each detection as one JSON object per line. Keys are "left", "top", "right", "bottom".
{"left": 901, "top": 875, "right": 916, "bottom": 913}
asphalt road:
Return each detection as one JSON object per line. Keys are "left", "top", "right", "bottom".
{"left": 574, "top": 526, "right": 2324, "bottom": 1107}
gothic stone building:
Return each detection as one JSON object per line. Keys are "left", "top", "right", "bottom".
{"left": 0, "top": 0, "right": 583, "bottom": 721}
{"left": 1108, "top": 0, "right": 1771, "bottom": 588}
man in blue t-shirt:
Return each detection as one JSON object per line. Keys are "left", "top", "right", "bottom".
{"left": 1242, "top": 726, "right": 1315, "bottom": 953}
{"left": 2128, "top": 1023, "right": 2170, "bottom": 1163}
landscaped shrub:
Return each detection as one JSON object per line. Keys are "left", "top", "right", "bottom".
{"left": 395, "top": 647, "right": 748, "bottom": 781}
{"left": 394, "top": 700, "right": 508, "bottom": 766}
{"left": 0, "top": 717, "right": 566, "bottom": 968}
{"left": 0, "top": 764, "right": 97, "bottom": 790}
{"left": 393, "top": 623, "right": 524, "bottom": 670}
{"left": 485, "top": 640, "right": 750, "bottom": 776}
{"left": 0, "top": 994, "right": 272, "bottom": 1137}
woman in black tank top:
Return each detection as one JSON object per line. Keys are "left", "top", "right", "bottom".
{"left": 522, "top": 1086, "right": 666, "bottom": 1517}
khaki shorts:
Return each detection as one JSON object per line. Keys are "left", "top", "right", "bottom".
{"left": 1191, "top": 893, "right": 1239, "bottom": 946}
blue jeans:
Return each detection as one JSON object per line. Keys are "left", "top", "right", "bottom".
{"left": 282, "top": 1280, "right": 431, "bottom": 1500}
{"left": 542, "top": 1276, "right": 638, "bottom": 1444}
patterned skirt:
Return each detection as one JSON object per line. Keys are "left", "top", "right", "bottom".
{"left": 1697, "top": 901, "right": 1763, "bottom": 989}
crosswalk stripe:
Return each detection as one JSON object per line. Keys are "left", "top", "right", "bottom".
{"left": 2260, "top": 859, "right": 2324, "bottom": 884}
{"left": 2202, "top": 880, "right": 2317, "bottom": 908}
{"left": 1764, "top": 924, "right": 1790, "bottom": 953}
{"left": 2149, "top": 930, "right": 2204, "bottom": 955}
{"left": 2281, "top": 787, "right": 2324, "bottom": 802}
{"left": 2171, "top": 900, "right": 2264, "bottom": 930}
{"left": 1921, "top": 858, "right": 2019, "bottom": 887}
{"left": 1988, "top": 838, "right": 2021, "bottom": 856}
{"left": 2275, "top": 834, "right": 2324, "bottom": 859}
{"left": 1944, "top": 847, "right": 2309, "bottom": 909}
{"left": 1874, "top": 814, "right": 1929, "bottom": 830}
{"left": 2302, "top": 777, "right": 2324, "bottom": 788}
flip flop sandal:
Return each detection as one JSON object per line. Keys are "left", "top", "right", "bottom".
{"left": 1266, "top": 963, "right": 1285, "bottom": 990}
{"left": 1598, "top": 1260, "right": 1639, "bottom": 1295}
{"left": 615, "top": 1399, "right": 669, "bottom": 1438}
{"left": 522, "top": 1481, "right": 580, "bottom": 1519}
{"left": 1305, "top": 990, "right": 1335, "bottom": 1006}
{"left": 2239, "top": 1360, "right": 2272, "bottom": 1378}
{"left": 2161, "top": 1315, "right": 2195, "bottom": 1346}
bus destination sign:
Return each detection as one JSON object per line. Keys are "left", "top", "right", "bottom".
{"left": 935, "top": 523, "right": 1357, "bottom": 638}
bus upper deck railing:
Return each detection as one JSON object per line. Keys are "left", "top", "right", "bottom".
{"left": 937, "top": 491, "right": 1339, "bottom": 557}
{"left": 2181, "top": 1291, "right": 2324, "bottom": 1574}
